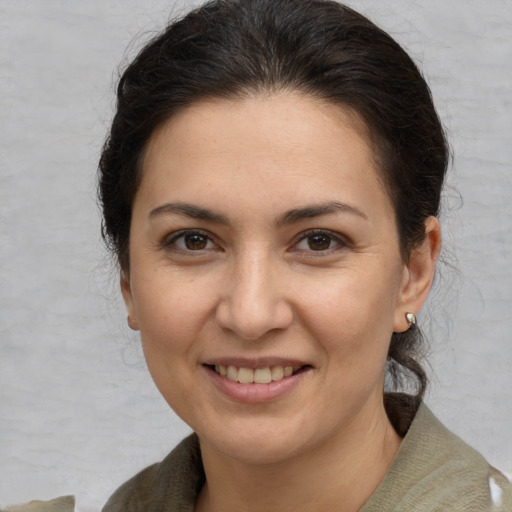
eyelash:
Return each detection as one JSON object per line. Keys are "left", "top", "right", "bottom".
{"left": 161, "top": 229, "right": 348, "bottom": 255}
{"left": 162, "top": 229, "right": 220, "bottom": 253}
{"left": 291, "top": 229, "right": 347, "bottom": 255}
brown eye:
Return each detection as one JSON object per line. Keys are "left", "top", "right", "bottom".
{"left": 293, "top": 230, "right": 346, "bottom": 254}
{"left": 307, "top": 233, "right": 332, "bottom": 251}
{"left": 165, "top": 230, "right": 216, "bottom": 252}
{"left": 184, "top": 233, "right": 209, "bottom": 250}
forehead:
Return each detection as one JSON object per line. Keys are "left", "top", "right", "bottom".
{"left": 146, "top": 92, "right": 371, "bottom": 161}
{"left": 138, "top": 92, "right": 394, "bottom": 220}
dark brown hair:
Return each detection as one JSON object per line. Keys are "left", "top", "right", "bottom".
{"left": 98, "top": 0, "right": 449, "bottom": 397}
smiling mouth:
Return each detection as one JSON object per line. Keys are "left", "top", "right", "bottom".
{"left": 206, "top": 364, "right": 310, "bottom": 384}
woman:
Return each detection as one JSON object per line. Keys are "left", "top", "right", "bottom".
{"left": 98, "top": 0, "right": 511, "bottom": 510}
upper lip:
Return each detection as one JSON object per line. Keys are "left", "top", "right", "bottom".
{"left": 202, "top": 357, "right": 311, "bottom": 369}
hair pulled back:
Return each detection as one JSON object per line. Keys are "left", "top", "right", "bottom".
{"left": 98, "top": 0, "right": 449, "bottom": 398}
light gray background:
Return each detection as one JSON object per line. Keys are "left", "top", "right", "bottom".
{"left": 1, "top": 0, "right": 511, "bottom": 509}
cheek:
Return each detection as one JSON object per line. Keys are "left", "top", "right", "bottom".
{"left": 131, "top": 273, "right": 218, "bottom": 414}
{"left": 296, "top": 266, "right": 399, "bottom": 359}
{"left": 132, "top": 271, "right": 218, "bottom": 355}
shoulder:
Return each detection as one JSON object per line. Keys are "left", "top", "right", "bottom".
{"left": 102, "top": 434, "right": 204, "bottom": 512}
{"left": 362, "top": 399, "right": 512, "bottom": 511}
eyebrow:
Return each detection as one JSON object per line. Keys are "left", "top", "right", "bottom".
{"left": 149, "top": 200, "right": 368, "bottom": 225}
{"left": 149, "top": 202, "right": 230, "bottom": 224}
{"left": 277, "top": 201, "right": 368, "bottom": 225}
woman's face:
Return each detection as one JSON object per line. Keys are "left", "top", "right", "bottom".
{"left": 123, "top": 93, "right": 418, "bottom": 464}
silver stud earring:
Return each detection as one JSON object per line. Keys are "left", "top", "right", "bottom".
{"left": 405, "top": 312, "right": 416, "bottom": 328}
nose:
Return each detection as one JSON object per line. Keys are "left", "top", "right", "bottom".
{"left": 215, "top": 251, "right": 293, "bottom": 341}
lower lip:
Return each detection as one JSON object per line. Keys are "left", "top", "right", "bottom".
{"left": 204, "top": 366, "right": 309, "bottom": 403}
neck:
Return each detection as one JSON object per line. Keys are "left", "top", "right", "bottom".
{"left": 195, "top": 398, "right": 401, "bottom": 512}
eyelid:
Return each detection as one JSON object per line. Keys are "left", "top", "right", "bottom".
{"left": 160, "top": 228, "right": 348, "bottom": 254}
{"left": 290, "top": 229, "right": 349, "bottom": 253}
{"left": 161, "top": 228, "right": 220, "bottom": 252}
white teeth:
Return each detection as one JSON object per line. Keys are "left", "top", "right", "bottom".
{"left": 215, "top": 364, "right": 302, "bottom": 383}
{"left": 238, "top": 367, "right": 254, "bottom": 383}
{"left": 270, "top": 366, "right": 284, "bottom": 380}
{"left": 254, "top": 367, "right": 272, "bottom": 384}
{"left": 226, "top": 365, "right": 238, "bottom": 382}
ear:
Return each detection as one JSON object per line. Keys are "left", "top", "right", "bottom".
{"left": 121, "top": 272, "right": 140, "bottom": 331}
{"left": 393, "top": 216, "right": 441, "bottom": 332}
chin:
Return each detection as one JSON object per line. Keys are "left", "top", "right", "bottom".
{"left": 212, "top": 437, "right": 303, "bottom": 466}
{"left": 196, "top": 417, "right": 320, "bottom": 466}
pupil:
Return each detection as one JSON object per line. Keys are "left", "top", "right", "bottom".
{"left": 185, "top": 234, "right": 207, "bottom": 250}
{"left": 308, "top": 234, "right": 330, "bottom": 250}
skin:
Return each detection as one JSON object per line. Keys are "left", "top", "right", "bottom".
{"left": 122, "top": 92, "right": 441, "bottom": 512}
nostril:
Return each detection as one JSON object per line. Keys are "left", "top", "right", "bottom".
{"left": 215, "top": 298, "right": 294, "bottom": 341}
